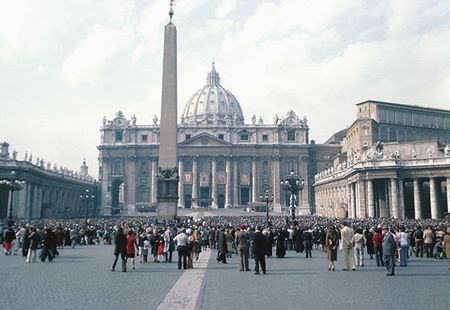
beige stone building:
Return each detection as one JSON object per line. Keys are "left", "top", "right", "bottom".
{"left": 314, "top": 100, "right": 450, "bottom": 219}
{"left": 98, "top": 65, "right": 340, "bottom": 216}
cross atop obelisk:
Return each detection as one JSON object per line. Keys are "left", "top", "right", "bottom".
{"left": 157, "top": 0, "right": 179, "bottom": 219}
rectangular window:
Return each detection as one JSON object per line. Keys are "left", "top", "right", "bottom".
{"left": 240, "top": 134, "right": 249, "bottom": 141}
{"left": 387, "top": 110, "right": 395, "bottom": 123}
{"left": 428, "top": 115, "right": 436, "bottom": 128}
{"left": 404, "top": 112, "right": 412, "bottom": 125}
{"left": 141, "top": 135, "right": 148, "bottom": 143}
{"left": 413, "top": 114, "right": 420, "bottom": 126}
{"left": 115, "top": 131, "right": 123, "bottom": 142}
{"left": 218, "top": 134, "right": 224, "bottom": 140}
{"left": 287, "top": 131, "right": 295, "bottom": 141}
{"left": 378, "top": 108, "right": 387, "bottom": 122}
{"left": 185, "top": 134, "right": 191, "bottom": 140}
{"left": 395, "top": 111, "right": 404, "bottom": 124}
{"left": 262, "top": 134, "right": 268, "bottom": 142}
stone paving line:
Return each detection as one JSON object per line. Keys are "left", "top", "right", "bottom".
{"left": 156, "top": 249, "right": 213, "bottom": 310}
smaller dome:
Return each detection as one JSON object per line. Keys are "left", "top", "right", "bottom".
{"left": 181, "top": 63, "right": 244, "bottom": 126}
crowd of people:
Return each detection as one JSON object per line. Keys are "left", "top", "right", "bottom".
{"left": 2, "top": 215, "right": 450, "bottom": 274}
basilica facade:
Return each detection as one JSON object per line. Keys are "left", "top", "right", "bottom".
{"left": 97, "top": 64, "right": 340, "bottom": 216}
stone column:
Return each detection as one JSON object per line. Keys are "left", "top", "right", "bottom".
{"left": 367, "top": 179, "right": 374, "bottom": 218}
{"left": 192, "top": 157, "right": 198, "bottom": 208}
{"left": 447, "top": 177, "right": 450, "bottom": 214}
{"left": 211, "top": 157, "right": 217, "bottom": 208}
{"left": 413, "top": 178, "right": 422, "bottom": 219}
{"left": 126, "top": 157, "right": 136, "bottom": 214}
{"left": 225, "top": 157, "right": 231, "bottom": 208}
{"left": 350, "top": 183, "right": 356, "bottom": 218}
{"left": 397, "top": 178, "right": 405, "bottom": 219}
{"left": 251, "top": 157, "right": 258, "bottom": 203}
{"left": 345, "top": 184, "right": 352, "bottom": 218}
{"left": 430, "top": 177, "right": 438, "bottom": 219}
{"left": 233, "top": 157, "right": 239, "bottom": 207}
{"left": 390, "top": 178, "right": 398, "bottom": 218}
{"left": 178, "top": 157, "right": 184, "bottom": 208}
{"left": 151, "top": 159, "right": 157, "bottom": 204}
{"left": 272, "top": 156, "right": 281, "bottom": 213}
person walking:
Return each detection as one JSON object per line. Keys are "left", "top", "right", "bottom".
{"left": 340, "top": 221, "right": 356, "bottom": 271}
{"left": 174, "top": 228, "right": 189, "bottom": 270}
{"left": 303, "top": 228, "right": 313, "bottom": 258}
{"left": 382, "top": 227, "right": 397, "bottom": 276}
{"left": 326, "top": 226, "right": 339, "bottom": 271}
{"left": 254, "top": 226, "right": 267, "bottom": 274}
{"left": 235, "top": 225, "right": 250, "bottom": 271}
{"left": 111, "top": 227, "right": 127, "bottom": 272}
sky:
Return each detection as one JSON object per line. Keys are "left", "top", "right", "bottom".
{"left": 1, "top": 0, "right": 449, "bottom": 179}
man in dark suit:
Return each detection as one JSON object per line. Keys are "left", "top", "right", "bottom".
{"left": 382, "top": 226, "right": 396, "bottom": 276}
{"left": 111, "top": 227, "right": 127, "bottom": 272}
{"left": 254, "top": 226, "right": 267, "bottom": 274}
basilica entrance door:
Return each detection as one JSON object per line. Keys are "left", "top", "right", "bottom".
{"left": 218, "top": 194, "right": 225, "bottom": 208}
{"left": 240, "top": 187, "right": 250, "bottom": 206}
{"left": 184, "top": 194, "right": 192, "bottom": 208}
{"left": 200, "top": 188, "right": 210, "bottom": 208}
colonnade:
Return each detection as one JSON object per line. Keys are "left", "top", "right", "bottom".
{"left": 316, "top": 176, "right": 450, "bottom": 219}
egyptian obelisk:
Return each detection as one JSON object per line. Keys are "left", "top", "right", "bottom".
{"left": 157, "top": 2, "right": 178, "bottom": 219}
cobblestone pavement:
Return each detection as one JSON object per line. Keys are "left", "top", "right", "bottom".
{"left": 1, "top": 245, "right": 449, "bottom": 310}
{"left": 199, "top": 249, "right": 450, "bottom": 310}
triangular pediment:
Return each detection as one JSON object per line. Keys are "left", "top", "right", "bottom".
{"left": 179, "top": 133, "right": 231, "bottom": 146}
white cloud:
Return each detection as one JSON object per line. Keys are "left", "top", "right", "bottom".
{"left": 1, "top": 0, "right": 450, "bottom": 177}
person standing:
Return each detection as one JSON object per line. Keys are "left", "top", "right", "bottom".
{"left": 397, "top": 226, "right": 409, "bottom": 267}
{"left": 3, "top": 228, "right": 15, "bottom": 255}
{"left": 254, "top": 226, "right": 266, "bottom": 274}
{"left": 423, "top": 226, "right": 435, "bottom": 258}
{"left": 364, "top": 227, "right": 374, "bottom": 259}
{"left": 372, "top": 228, "right": 384, "bottom": 267}
{"left": 274, "top": 228, "right": 287, "bottom": 258}
{"left": 163, "top": 227, "right": 174, "bottom": 263}
{"left": 413, "top": 226, "right": 424, "bottom": 257}
{"left": 340, "top": 222, "right": 356, "bottom": 271}
{"left": 235, "top": 225, "right": 250, "bottom": 271}
{"left": 303, "top": 228, "right": 313, "bottom": 258}
{"left": 174, "top": 228, "right": 189, "bottom": 270}
{"left": 382, "top": 227, "right": 397, "bottom": 276}
{"left": 25, "top": 228, "right": 39, "bottom": 263}
{"left": 443, "top": 227, "right": 450, "bottom": 270}
{"left": 352, "top": 228, "right": 366, "bottom": 267}
{"left": 111, "top": 227, "right": 127, "bottom": 272}
{"left": 216, "top": 227, "right": 228, "bottom": 264}
{"left": 326, "top": 226, "right": 339, "bottom": 271}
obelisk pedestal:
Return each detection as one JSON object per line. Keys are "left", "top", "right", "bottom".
{"left": 157, "top": 8, "right": 179, "bottom": 220}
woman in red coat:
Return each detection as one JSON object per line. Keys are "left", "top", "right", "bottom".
{"left": 126, "top": 230, "right": 138, "bottom": 270}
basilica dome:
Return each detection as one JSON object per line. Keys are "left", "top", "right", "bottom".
{"left": 181, "top": 63, "right": 244, "bottom": 125}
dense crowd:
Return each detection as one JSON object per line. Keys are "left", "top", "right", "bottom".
{"left": 1, "top": 215, "right": 449, "bottom": 273}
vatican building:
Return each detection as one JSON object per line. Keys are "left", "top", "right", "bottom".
{"left": 98, "top": 64, "right": 340, "bottom": 216}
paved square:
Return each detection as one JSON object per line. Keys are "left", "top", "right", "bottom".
{"left": 1, "top": 244, "right": 448, "bottom": 310}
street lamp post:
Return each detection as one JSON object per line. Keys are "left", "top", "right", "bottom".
{"left": 259, "top": 189, "right": 274, "bottom": 225}
{"left": 281, "top": 170, "right": 304, "bottom": 221}
{"left": 80, "top": 189, "right": 95, "bottom": 227}
{"left": 0, "top": 171, "right": 25, "bottom": 228}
